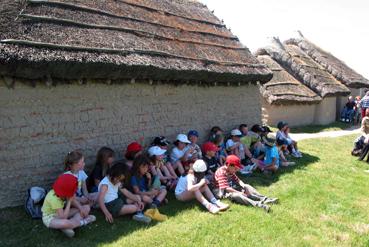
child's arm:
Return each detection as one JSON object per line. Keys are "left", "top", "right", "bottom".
{"left": 132, "top": 185, "right": 156, "bottom": 196}
{"left": 55, "top": 197, "right": 72, "bottom": 219}
{"left": 150, "top": 165, "right": 158, "bottom": 176}
{"left": 121, "top": 188, "right": 141, "bottom": 203}
{"left": 81, "top": 181, "right": 89, "bottom": 198}
{"left": 97, "top": 185, "right": 114, "bottom": 223}
{"left": 187, "top": 176, "right": 206, "bottom": 192}
{"left": 71, "top": 196, "right": 89, "bottom": 218}
{"left": 121, "top": 188, "right": 144, "bottom": 211}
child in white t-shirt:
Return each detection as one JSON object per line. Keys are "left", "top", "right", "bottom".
{"left": 175, "top": 160, "right": 229, "bottom": 214}
{"left": 98, "top": 161, "right": 151, "bottom": 224}
{"left": 170, "top": 134, "right": 195, "bottom": 175}
{"left": 63, "top": 150, "right": 97, "bottom": 216}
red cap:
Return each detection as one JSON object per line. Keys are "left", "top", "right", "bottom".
{"left": 202, "top": 142, "right": 219, "bottom": 153}
{"left": 126, "top": 142, "right": 142, "bottom": 154}
{"left": 225, "top": 155, "right": 243, "bottom": 169}
{"left": 53, "top": 174, "right": 78, "bottom": 198}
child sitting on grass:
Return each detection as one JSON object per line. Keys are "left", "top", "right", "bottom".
{"left": 202, "top": 142, "right": 221, "bottom": 182}
{"left": 148, "top": 145, "right": 177, "bottom": 190}
{"left": 98, "top": 161, "right": 151, "bottom": 224}
{"left": 211, "top": 134, "right": 227, "bottom": 166}
{"left": 131, "top": 154, "right": 168, "bottom": 208}
{"left": 42, "top": 174, "right": 96, "bottom": 238}
{"left": 170, "top": 134, "right": 195, "bottom": 174}
{"left": 258, "top": 133, "right": 280, "bottom": 173}
{"left": 64, "top": 150, "right": 98, "bottom": 208}
{"left": 226, "top": 129, "right": 245, "bottom": 161}
{"left": 88, "top": 147, "right": 115, "bottom": 192}
{"left": 175, "top": 159, "right": 229, "bottom": 214}
{"left": 151, "top": 136, "right": 178, "bottom": 179}
{"left": 125, "top": 142, "right": 143, "bottom": 168}
{"left": 212, "top": 155, "right": 278, "bottom": 213}
{"left": 276, "top": 121, "right": 302, "bottom": 158}
{"left": 187, "top": 130, "right": 202, "bottom": 160}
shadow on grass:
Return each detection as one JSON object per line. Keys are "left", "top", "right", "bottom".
{"left": 241, "top": 152, "right": 320, "bottom": 187}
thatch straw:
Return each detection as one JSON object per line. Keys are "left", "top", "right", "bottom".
{"left": 257, "top": 53, "right": 322, "bottom": 105}
{"left": 0, "top": 0, "right": 272, "bottom": 84}
{"left": 286, "top": 37, "right": 369, "bottom": 89}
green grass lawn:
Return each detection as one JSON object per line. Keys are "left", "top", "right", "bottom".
{"left": 1, "top": 134, "right": 369, "bottom": 247}
{"left": 269, "top": 121, "right": 354, "bottom": 134}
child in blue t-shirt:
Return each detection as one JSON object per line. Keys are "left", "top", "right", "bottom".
{"left": 258, "top": 133, "right": 279, "bottom": 173}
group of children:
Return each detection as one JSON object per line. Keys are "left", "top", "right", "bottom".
{"left": 41, "top": 122, "right": 302, "bottom": 237}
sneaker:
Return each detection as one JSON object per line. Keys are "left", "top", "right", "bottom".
{"left": 61, "top": 229, "right": 75, "bottom": 238}
{"left": 263, "top": 197, "right": 279, "bottom": 204}
{"left": 133, "top": 212, "right": 152, "bottom": 224}
{"left": 341, "top": 118, "right": 345, "bottom": 122}
{"left": 257, "top": 203, "right": 270, "bottom": 213}
{"left": 206, "top": 204, "right": 220, "bottom": 214}
{"left": 291, "top": 151, "right": 300, "bottom": 158}
{"left": 82, "top": 215, "right": 96, "bottom": 226}
{"left": 214, "top": 201, "right": 230, "bottom": 211}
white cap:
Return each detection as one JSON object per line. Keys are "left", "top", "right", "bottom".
{"left": 192, "top": 159, "right": 207, "bottom": 173}
{"left": 148, "top": 146, "right": 167, "bottom": 156}
{"left": 231, "top": 129, "right": 242, "bottom": 136}
{"left": 176, "top": 134, "right": 191, "bottom": 144}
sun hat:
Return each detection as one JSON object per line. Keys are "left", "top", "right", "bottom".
{"left": 151, "top": 136, "right": 170, "bottom": 146}
{"left": 277, "top": 121, "right": 288, "bottom": 130}
{"left": 263, "top": 133, "right": 277, "bottom": 146}
{"left": 230, "top": 129, "right": 242, "bottom": 137}
{"left": 53, "top": 174, "right": 78, "bottom": 198}
{"left": 187, "top": 130, "right": 199, "bottom": 137}
{"left": 192, "top": 159, "right": 207, "bottom": 173}
{"left": 225, "top": 155, "right": 243, "bottom": 169}
{"left": 148, "top": 146, "right": 167, "bottom": 156}
{"left": 202, "top": 142, "right": 219, "bottom": 153}
{"left": 176, "top": 134, "right": 191, "bottom": 144}
{"left": 126, "top": 142, "right": 142, "bottom": 153}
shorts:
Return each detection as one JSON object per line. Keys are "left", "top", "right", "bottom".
{"left": 105, "top": 190, "right": 127, "bottom": 217}
{"left": 42, "top": 214, "right": 56, "bottom": 228}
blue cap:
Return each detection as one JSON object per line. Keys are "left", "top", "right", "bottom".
{"left": 188, "top": 130, "right": 199, "bottom": 137}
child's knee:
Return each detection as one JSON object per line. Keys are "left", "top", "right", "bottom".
{"left": 142, "top": 195, "right": 152, "bottom": 203}
{"left": 83, "top": 204, "right": 91, "bottom": 213}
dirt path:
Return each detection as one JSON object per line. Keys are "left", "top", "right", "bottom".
{"left": 289, "top": 126, "right": 360, "bottom": 141}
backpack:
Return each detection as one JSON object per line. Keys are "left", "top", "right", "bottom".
{"left": 25, "top": 187, "right": 47, "bottom": 219}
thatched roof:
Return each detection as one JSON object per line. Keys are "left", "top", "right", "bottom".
{"left": 256, "top": 51, "right": 322, "bottom": 105}
{"left": 0, "top": 0, "right": 272, "bottom": 85}
{"left": 256, "top": 38, "right": 350, "bottom": 98}
{"left": 286, "top": 36, "right": 369, "bottom": 89}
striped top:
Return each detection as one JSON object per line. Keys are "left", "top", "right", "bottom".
{"left": 213, "top": 166, "right": 239, "bottom": 190}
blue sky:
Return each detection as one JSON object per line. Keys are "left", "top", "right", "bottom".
{"left": 200, "top": 0, "right": 369, "bottom": 78}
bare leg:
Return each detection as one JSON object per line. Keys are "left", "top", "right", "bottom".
{"left": 165, "top": 162, "right": 178, "bottom": 178}
{"left": 155, "top": 188, "right": 167, "bottom": 202}
{"left": 199, "top": 184, "right": 216, "bottom": 202}
{"left": 119, "top": 204, "right": 139, "bottom": 216}
{"left": 173, "top": 161, "right": 185, "bottom": 175}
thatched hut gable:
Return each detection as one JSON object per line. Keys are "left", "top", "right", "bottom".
{"left": 257, "top": 43, "right": 350, "bottom": 98}
{"left": 286, "top": 38, "right": 369, "bottom": 88}
{"left": 0, "top": 0, "right": 272, "bottom": 84}
{"left": 257, "top": 53, "right": 322, "bottom": 105}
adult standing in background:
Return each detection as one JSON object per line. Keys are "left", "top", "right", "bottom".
{"left": 359, "top": 91, "right": 369, "bottom": 119}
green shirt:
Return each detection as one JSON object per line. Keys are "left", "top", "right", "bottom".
{"left": 41, "top": 189, "right": 65, "bottom": 216}
{"left": 240, "top": 132, "right": 260, "bottom": 148}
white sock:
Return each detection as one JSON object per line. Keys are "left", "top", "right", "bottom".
{"left": 80, "top": 220, "right": 85, "bottom": 226}
{"left": 201, "top": 200, "right": 210, "bottom": 208}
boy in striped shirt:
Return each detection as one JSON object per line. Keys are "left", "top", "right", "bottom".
{"left": 212, "top": 155, "right": 278, "bottom": 212}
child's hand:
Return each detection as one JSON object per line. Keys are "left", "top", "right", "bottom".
{"left": 105, "top": 212, "right": 114, "bottom": 223}
{"left": 146, "top": 173, "right": 151, "bottom": 180}
{"left": 137, "top": 202, "right": 144, "bottom": 211}
{"left": 80, "top": 206, "right": 89, "bottom": 218}
{"left": 136, "top": 195, "right": 142, "bottom": 202}
{"left": 151, "top": 189, "right": 159, "bottom": 196}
